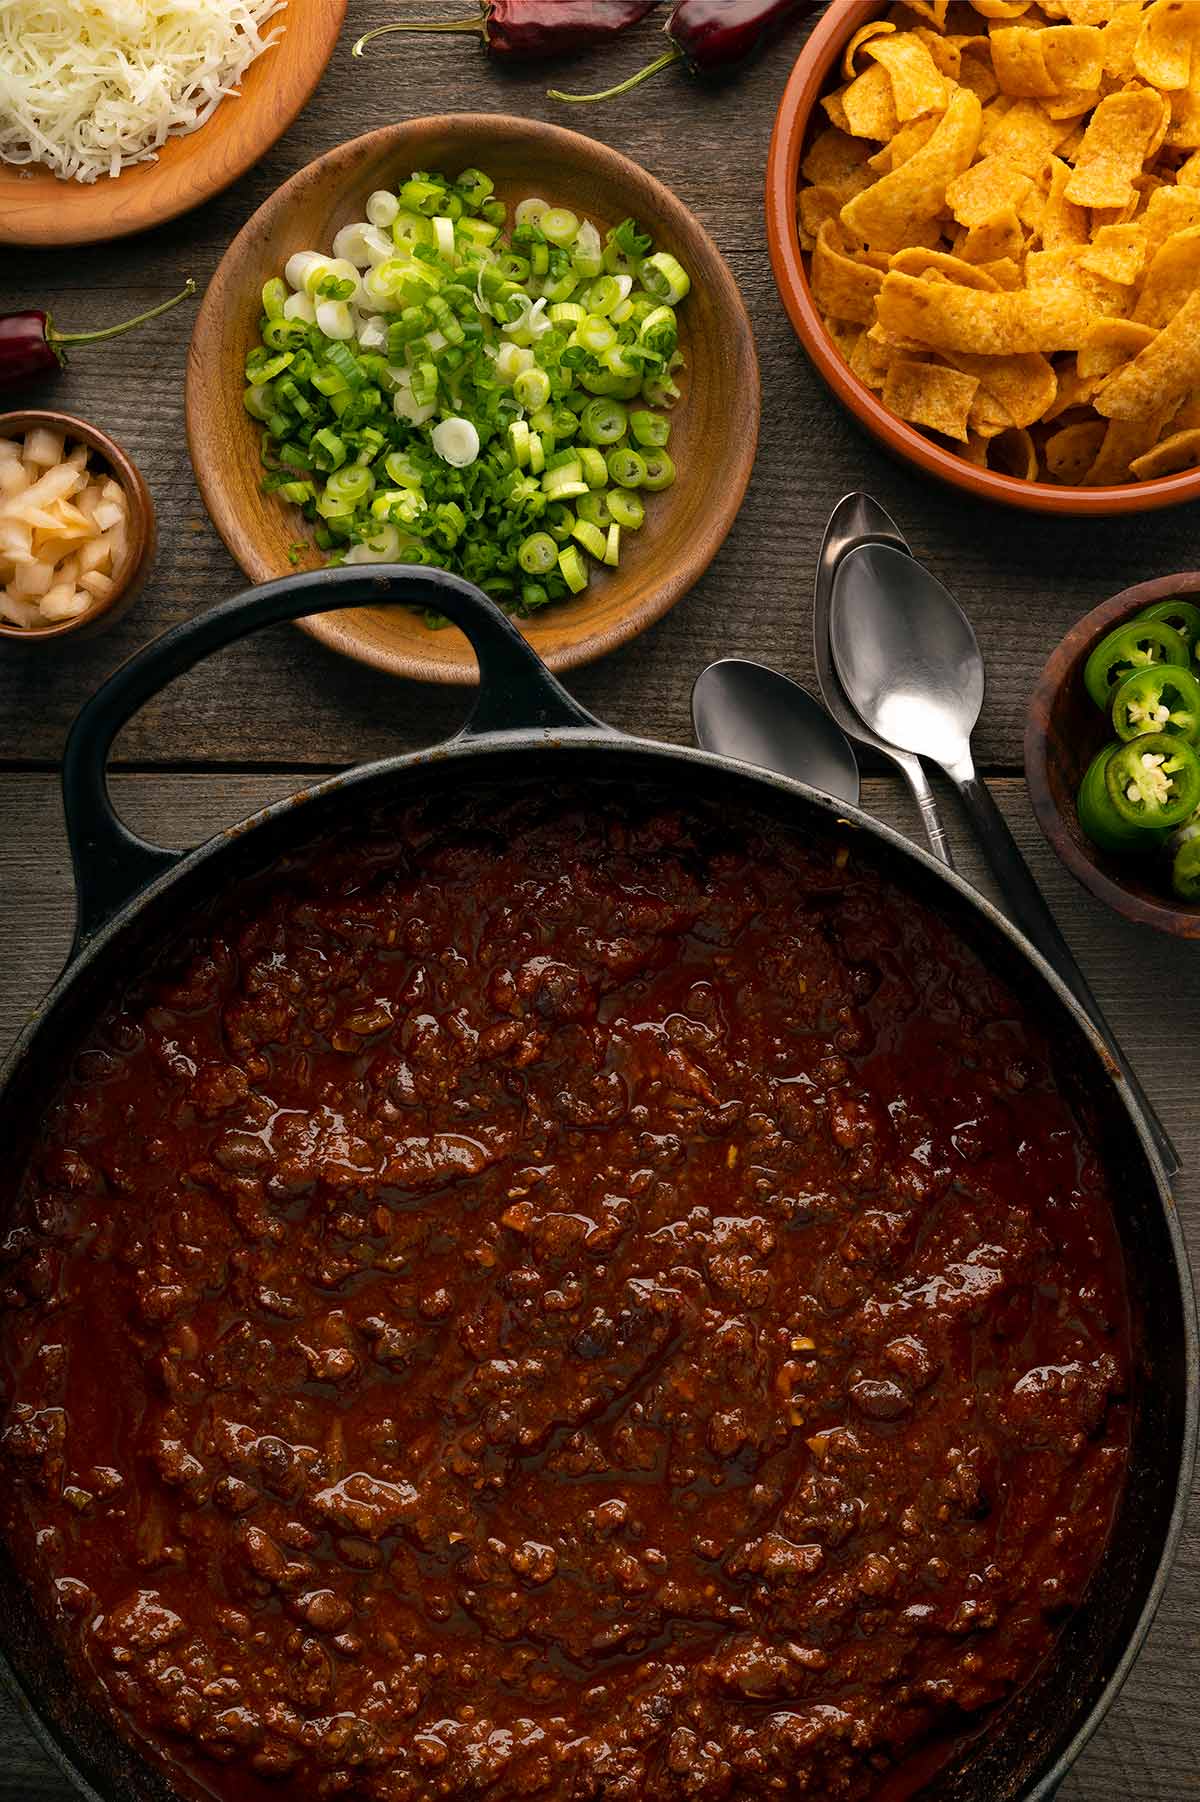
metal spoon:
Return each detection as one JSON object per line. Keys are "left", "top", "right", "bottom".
{"left": 692, "top": 659, "right": 860, "bottom": 805}
{"left": 814, "top": 494, "right": 956, "bottom": 869}
{"left": 830, "top": 540, "right": 1179, "bottom": 1179}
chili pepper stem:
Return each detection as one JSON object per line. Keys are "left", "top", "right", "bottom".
{"left": 548, "top": 45, "right": 682, "bottom": 103}
{"left": 52, "top": 279, "right": 197, "bottom": 347}
{"left": 352, "top": 17, "right": 486, "bottom": 54}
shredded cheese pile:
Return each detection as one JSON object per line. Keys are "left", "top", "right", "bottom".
{"left": 0, "top": 0, "right": 286, "bottom": 184}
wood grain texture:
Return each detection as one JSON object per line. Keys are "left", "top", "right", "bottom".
{"left": 0, "top": 0, "right": 347, "bottom": 246}
{"left": 186, "top": 112, "right": 760, "bottom": 682}
{"left": 0, "top": 769, "right": 1196, "bottom": 1801}
{"left": 3, "top": 6, "right": 1200, "bottom": 766}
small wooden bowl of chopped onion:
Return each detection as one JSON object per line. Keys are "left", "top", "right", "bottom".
{"left": 0, "top": 411, "right": 154, "bottom": 641}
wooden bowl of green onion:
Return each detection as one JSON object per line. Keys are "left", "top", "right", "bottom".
{"left": 186, "top": 114, "right": 760, "bottom": 685}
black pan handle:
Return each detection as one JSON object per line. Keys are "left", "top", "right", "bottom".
{"left": 62, "top": 566, "right": 605, "bottom": 952}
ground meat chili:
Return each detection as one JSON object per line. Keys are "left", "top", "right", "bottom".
{"left": 0, "top": 782, "right": 1132, "bottom": 1802}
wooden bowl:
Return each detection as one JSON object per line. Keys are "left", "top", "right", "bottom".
{"left": 0, "top": 407, "right": 154, "bottom": 641}
{"left": 1026, "top": 576, "right": 1200, "bottom": 937}
{"left": 186, "top": 115, "right": 760, "bottom": 686}
{"left": 0, "top": 0, "right": 346, "bottom": 248}
{"left": 0, "top": 410, "right": 156, "bottom": 644}
{"left": 765, "top": 1, "right": 1200, "bottom": 516}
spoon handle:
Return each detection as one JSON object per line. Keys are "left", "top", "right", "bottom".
{"left": 896, "top": 752, "right": 955, "bottom": 870}
{"left": 952, "top": 769, "right": 1179, "bottom": 1180}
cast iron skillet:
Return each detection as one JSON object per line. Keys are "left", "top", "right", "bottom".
{"left": 0, "top": 569, "right": 1195, "bottom": 1802}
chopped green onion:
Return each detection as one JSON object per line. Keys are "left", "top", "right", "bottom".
{"left": 640, "top": 450, "right": 676, "bottom": 491}
{"left": 311, "top": 427, "right": 347, "bottom": 470}
{"left": 558, "top": 544, "right": 588, "bottom": 592}
{"left": 262, "top": 277, "right": 287, "bottom": 320}
{"left": 580, "top": 399, "right": 627, "bottom": 445}
{"left": 585, "top": 275, "right": 631, "bottom": 317}
{"left": 518, "top": 532, "right": 558, "bottom": 575}
{"left": 640, "top": 252, "right": 691, "bottom": 305}
{"left": 243, "top": 384, "right": 274, "bottom": 422}
{"left": 540, "top": 208, "right": 579, "bottom": 247}
{"left": 571, "top": 518, "right": 607, "bottom": 561}
{"left": 577, "top": 315, "right": 617, "bottom": 355}
{"left": 576, "top": 490, "right": 612, "bottom": 528}
{"left": 515, "top": 366, "right": 551, "bottom": 411}
{"left": 578, "top": 447, "right": 608, "bottom": 489}
{"left": 515, "top": 197, "right": 549, "bottom": 227}
{"left": 606, "top": 447, "right": 647, "bottom": 489}
{"left": 630, "top": 410, "right": 670, "bottom": 449}
{"left": 509, "top": 420, "right": 531, "bottom": 469}
{"left": 608, "top": 490, "right": 645, "bottom": 530}
{"left": 243, "top": 164, "right": 690, "bottom": 617}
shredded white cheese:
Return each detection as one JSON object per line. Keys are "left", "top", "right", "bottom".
{"left": 0, "top": 0, "right": 287, "bottom": 184}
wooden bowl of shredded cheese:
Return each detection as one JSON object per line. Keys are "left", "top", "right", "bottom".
{"left": 0, "top": 411, "right": 155, "bottom": 641}
{"left": 0, "top": 0, "right": 346, "bottom": 248}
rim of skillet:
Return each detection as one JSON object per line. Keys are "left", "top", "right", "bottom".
{"left": 0, "top": 728, "right": 1195, "bottom": 1802}
{"left": 765, "top": 1, "right": 1200, "bottom": 516}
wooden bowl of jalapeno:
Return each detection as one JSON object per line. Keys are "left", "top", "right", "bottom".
{"left": 1027, "top": 575, "right": 1200, "bottom": 938}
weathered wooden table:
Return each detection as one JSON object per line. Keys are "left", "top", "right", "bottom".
{"left": 2, "top": 6, "right": 1197, "bottom": 1795}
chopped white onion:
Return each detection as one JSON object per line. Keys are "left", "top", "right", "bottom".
{"left": 392, "top": 376, "right": 437, "bottom": 427}
{"left": 359, "top": 225, "right": 397, "bottom": 267}
{"left": 24, "top": 428, "right": 64, "bottom": 467}
{"left": 285, "top": 252, "right": 328, "bottom": 293}
{"left": 431, "top": 418, "right": 480, "bottom": 468}
{"left": 0, "top": 430, "right": 126, "bottom": 630}
{"left": 315, "top": 299, "right": 355, "bottom": 341}
{"left": 366, "top": 189, "right": 400, "bottom": 229}
{"left": 332, "top": 223, "right": 378, "bottom": 268}
{"left": 357, "top": 314, "right": 390, "bottom": 353}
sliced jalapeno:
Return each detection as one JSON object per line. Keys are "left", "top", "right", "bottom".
{"left": 1083, "top": 619, "right": 1190, "bottom": 709}
{"left": 1104, "top": 732, "right": 1200, "bottom": 828}
{"left": 1077, "top": 745, "right": 1169, "bottom": 853}
{"left": 1137, "top": 598, "right": 1200, "bottom": 658}
{"left": 1111, "top": 662, "right": 1200, "bottom": 742}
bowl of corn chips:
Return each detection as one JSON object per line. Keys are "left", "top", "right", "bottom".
{"left": 768, "top": 0, "right": 1200, "bottom": 511}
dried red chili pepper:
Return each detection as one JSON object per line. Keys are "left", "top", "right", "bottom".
{"left": 0, "top": 282, "right": 196, "bottom": 390}
{"left": 550, "top": 0, "right": 817, "bottom": 101}
{"left": 353, "top": 0, "right": 663, "bottom": 62}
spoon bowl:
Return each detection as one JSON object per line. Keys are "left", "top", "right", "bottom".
{"left": 830, "top": 543, "right": 983, "bottom": 776}
{"left": 691, "top": 659, "right": 860, "bottom": 806}
{"left": 814, "top": 496, "right": 955, "bottom": 868}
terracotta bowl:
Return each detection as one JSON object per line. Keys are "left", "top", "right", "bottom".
{"left": 0, "top": 0, "right": 346, "bottom": 248}
{"left": 1026, "top": 574, "right": 1200, "bottom": 937}
{"left": 186, "top": 114, "right": 760, "bottom": 686}
{"left": 765, "top": 1, "right": 1200, "bottom": 516}
{"left": 0, "top": 410, "right": 156, "bottom": 645}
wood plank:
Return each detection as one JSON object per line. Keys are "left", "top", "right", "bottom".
{"left": 0, "top": 769, "right": 1196, "bottom": 1799}
{"left": 4, "top": 6, "right": 1200, "bottom": 768}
